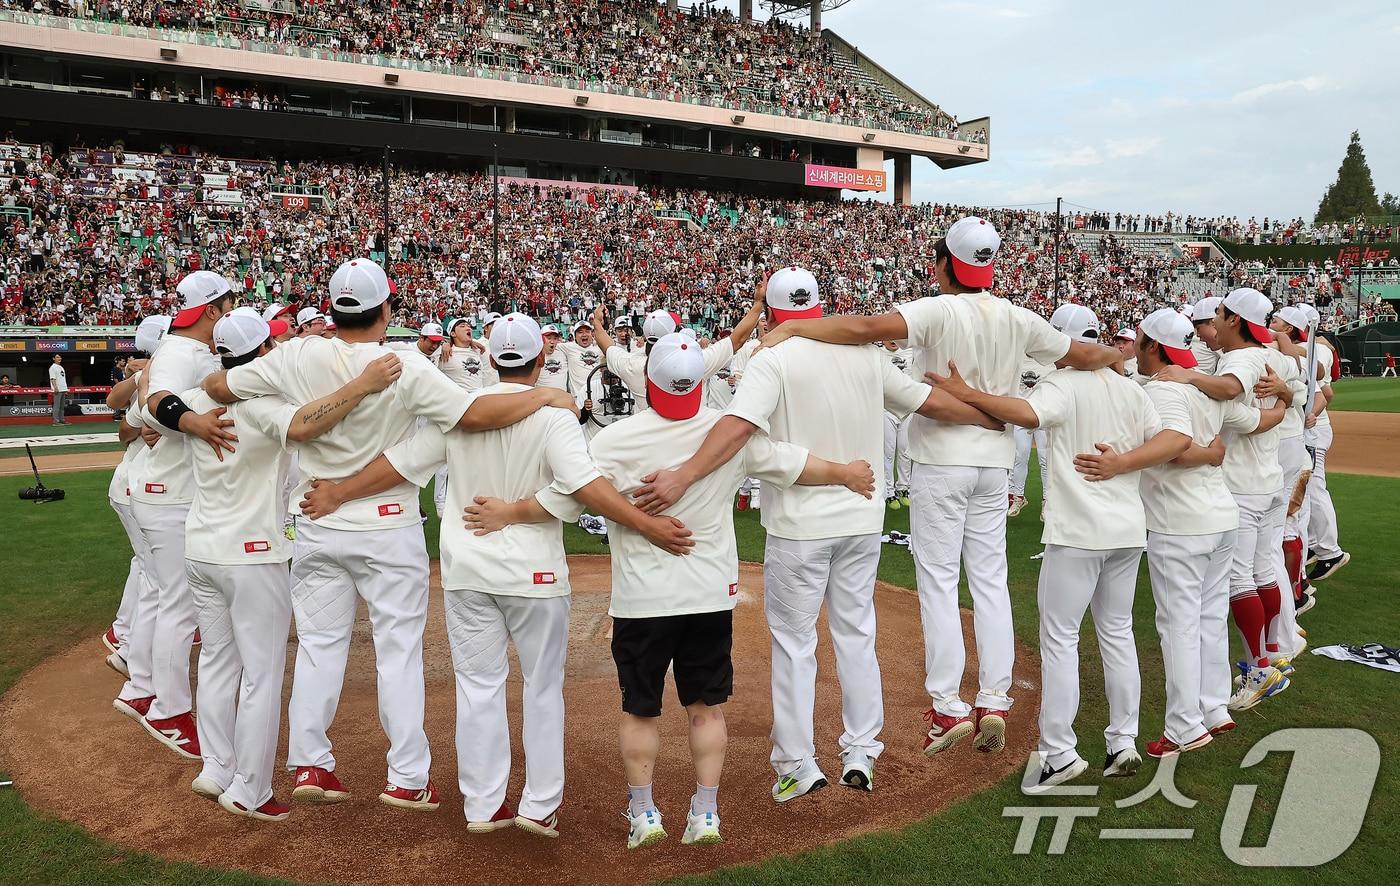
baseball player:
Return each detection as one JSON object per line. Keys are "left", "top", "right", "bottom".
{"left": 296, "top": 307, "right": 326, "bottom": 337}
{"left": 201, "top": 259, "right": 579, "bottom": 813}
{"left": 754, "top": 218, "right": 1121, "bottom": 761}
{"left": 1302, "top": 305, "right": 1348, "bottom": 585}
{"left": 390, "top": 322, "right": 444, "bottom": 358}
{"left": 1153, "top": 288, "right": 1297, "bottom": 711}
{"left": 558, "top": 320, "right": 608, "bottom": 437}
{"left": 633, "top": 266, "right": 1001, "bottom": 801}
{"left": 183, "top": 308, "right": 403, "bottom": 822}
{"left": 1266, "top": 307, "right": 1315, "bottom": 641}
{"left": 117, "top": 271, "right": 239, "bottom": 760}
{"left": 296, "top": 313, "right": 693, "bottom": 838}
{"left": 535, "top": 324, "right": 570, "bottom": 390}
{"left": 1189, "top": 297, "right": 1222, "bottom": 376}
{"left": 1008, "top": 354, "right": 1052, "bottom": 517}
{"left": 927, "top": 304, "right": 1175, "bottom": 791}
{"left": 1084, "top": 309, "right": 1283, "bottom": 757}
{"left": 881, "top": 341, "right": 915, "bottom": 510}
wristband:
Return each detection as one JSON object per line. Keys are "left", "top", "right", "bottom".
{"left": 155, "top": 394, "right": 193, "bottom": 431}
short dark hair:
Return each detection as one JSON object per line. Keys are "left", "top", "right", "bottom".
{"left": 1222, "top": 307, "right": 1262, "bottom": 345}
{"left": 495, "top": 355, "right": 539, "bottom": 379}
{"left": 220, "top": 339, "right": 270, "bottom": 369}
{"left": 932, "top": 237, "right": 974, "bottom": 291}
{"left": 331, "top": 302, "right": 382, "bottom": 330}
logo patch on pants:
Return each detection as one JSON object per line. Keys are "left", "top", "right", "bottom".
{"left": 533, "top": 572, "right": 556, "bottom": 585}
{"left": 378, "top": 503, "right": 403, "bottom": 517}
{"left": 144, "top": 482, "right": 166, "bottom": 494}
{"left": 244, "top": 540, "right": 271, "bottom": 554}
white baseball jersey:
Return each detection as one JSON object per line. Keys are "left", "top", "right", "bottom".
{"left": 1313, "top": 345, "right": 1334, "bottom": 430}
{"left": 1214, "top": 347, "right": 1285, "bottom": 495}
{"left": 605, "top": 339, "right": 734, "bottom": 398}
{"left": 535, "top": 350, "right": 570, "bottom": 390}
{"left": 582, "top": 407, "right": 807, "bottom": 618}
{"left": 131, "top": 334, "right": 221, "bottom": 505}
{"left": 726, "top": 338, "right": 930, "bottom": 540}
{"left": 437, "top": 347, "right": 476, "bottom": 390}
{"left": 386, "top": 382, "right": 597, "bottom": 598}
{"left": 184, "top": 388, "right": 297, "bottom": 565}
{"left": 1025, "top": 367, "right": 1160, "bottom": 550}
{"left": 108, "top": 377, "right": 146, "bottom": 503}
{"left": 896, "top": 293, "right": 1072, "bottom": 469}
{"left": 1190, "top": 337, "right": 1220, "bottom": 376}
{"left": 226, "top": 335, "right": 473, "bottom": 531}
{"left": 558, "top": 340, "right": 603, "bottom": 394}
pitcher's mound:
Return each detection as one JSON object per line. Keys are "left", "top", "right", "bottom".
{"left": 0, "top": 555, "right": 1038, "bottom": 885}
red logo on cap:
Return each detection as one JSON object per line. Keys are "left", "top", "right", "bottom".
{"left": 144, "top": 483, "right": 165, "bottom": 494}
{"left": 378, "top": 503, "right": 403, "bottom": 517}
{"left": 533, "top": 572, "right": 556, "bottom": 585}
{"left": 244, "top": 540, "right": 271, "bottom": 554}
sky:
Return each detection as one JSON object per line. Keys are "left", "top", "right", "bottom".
{"left": 710, "top": 0, "right": 1400, "bottom": 219}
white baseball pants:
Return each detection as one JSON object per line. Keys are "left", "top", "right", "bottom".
{"left": 1010, "top": 427, "right": 1048, "bottom": 499}
{"left": 281, "top": 451, "right": 300, "bottom": 519}
{"left": 447, "top": 590, "right": 570, "bottom": 822}
{"left": 764, "top": 533, "right": 884, "bottom": 776}
{"left": 1227, "top": 490, "right": 1285, "bottom": 598}
{"left": 433, "top": 467, "right": 449, "bottom": 517}
{"left": 909, "top": 464, "right": 1015, "bottom": 717}
{"left": 110, "top": 497, "right": 152, "bottom": 655}
{"left": 882, "top": 412, "right": 912, "bottom": 495}
{"left": 1306, "top": 424, "right": 1342, "bottom": 559}
{"left": 1146, "top": 530, "right": 1235, "bottom": 744}
{"left": 187, "top": 560, "right": 291, "bottom": 811}
{"left": 286, "top": 519, "right": 432, "bottom": 789}
{"left": 1038, "top": 545, "right": 1143, "bottom": 770}
{"left": 130, "top": 500, "right": 197, "bottom": 720}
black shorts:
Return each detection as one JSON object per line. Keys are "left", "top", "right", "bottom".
{"left": 611, "top": 609, "right": 733, "bottom": 718}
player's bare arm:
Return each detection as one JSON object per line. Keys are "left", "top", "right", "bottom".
{"left": 794, "top": 456, "right": 877, "bottom": 499}
{"left": 1251, "top": 365, "right": 1294, "bottom": 405}
{"left": 106, "top": 373, "right": 141, "bottom": 410}
{"left": 117, "top": 421, "right": 142, "bottom": 445}
{"left": 201, "top": 370, "right": 239, "bottom": 404}
{"left": 915, "top": 388, "right": 1003, "bottom": 431}
{"left": 727, "top": 278, "right": 767, "bottom": 350}
{"left": 1172, "top": 435, "right": 1226, "bottom": 467}
{"left": 1057, "top": 340, "right": 1123, "bottom": 373}
{"left": 297, "top": 453, "right": 406, "bottom": 520}
{"left": 760, "top": 310, "right": 908, "bottom": 349}
{"left": 287, "top": 354, "right": 402, "bottom": 443}
{"left": 591, "top": 305, "right": 615, "bottom": 355}
{"left": 151, "top": 392, "right": 238, "bottom": 462}
{"left": 463, "top": 495, "right": 552, "bottom": 536}
{"left": 633, "top": 415, "right": 760, "bottom": 514}
{"left": 570, "top": 477, "right": 695, "bottom": 556}
{"left": 1153, "top": 364, "right": 1245, "bottom": 400}
{"left": 925, "top": 360, "right": 1040, "bottom": 429}
{"left": 456, "top": 386, "right": 579, "bottom": 432}
{"left": 1072, "top": 430, "right": 1192, "bottom": 482}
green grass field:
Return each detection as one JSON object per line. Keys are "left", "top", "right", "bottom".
{"left": 0, "top": 422, "right": 121, "bottom": 439}
{"left": 2, "top": 467, "right": 1396, "bottom": 885}
{"left": 1329, "top": 377, "right": 1400, "bottom": 412}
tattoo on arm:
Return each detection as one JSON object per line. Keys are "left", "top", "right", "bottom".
{"left": 302, "top": 397, "right": 347, "bottom": 425}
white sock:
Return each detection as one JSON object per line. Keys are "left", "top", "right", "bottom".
{"left": 691, "top": 783, "right": 718, "bottom": 815}
{"left": 627, "top": 783, "right": 654, "bottom": 817}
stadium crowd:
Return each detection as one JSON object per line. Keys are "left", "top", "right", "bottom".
{"left": 3, "top": 139, "right": 1396, "bottom": 331}
{"left": 3, "top": 0, "right": 966, "bottom": 138}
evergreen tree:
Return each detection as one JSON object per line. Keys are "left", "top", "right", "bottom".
{"left": 1315, "top": 131, "right": 1382, "bottom": 224}
{"left": 1382, "top": 192, "right": 1400, "bottom": 216}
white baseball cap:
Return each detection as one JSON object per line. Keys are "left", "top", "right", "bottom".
{"left": 261, "top": 302, "right": 291, "bottom": 322}
{"left": 571, "top": 320, "right": 591, "bottom": 335}
{"left": 1178, "top": 303, "right": 1195, "bottom": 321}
{"left": 766, "top": 266, "right": 822, "bottom": 324}
{"left": 1139, "top": 308, "right": 1198, "bottom": 368}
{"left": 1297, "top": 303, "right": 1321, "bottom": 327}
{"left": 1051, "top": 304, "right": 1100, "bottom": 343}
{"left": 489, "top": 312, "right": 543, "bottom": 367}
{"left": 641, "top": 309, "right": 680, "bottom": 343}
{"left": 328, "top": 257, "right": 391, "bottom": 315}
{"left": 614, "top": 315, "right": 633, "bottom": 329}
{"left": 646, "top": 332, "right": 705, "bottom": 420}
{"left": 1113, "top": 327, "right": 1135, "bottom": 342}
{"left": 134, "top": 315, "right": 171, "bottom": 354}
{"left": 419, "top": 322, "right": 444, "bottom": 342}
{"left": 541, "top": 323, "right": 562, "bottom": 337}
{"left": 172, "top": 270, "right": 232, "bottom": 328}
{"left": 1048, "top": 303, "right": 1075, "bottom": 328}
{"left": 213, "top": 306, "right": 271, "bottom": 358}
{"left": 1192, "top": 296, "right": 1223, "bottom": 324}
{"left": 943, "top": 217, "right": 1000, "bottom": 289}
{"left": 1222, "top": 288, "right": 1274, "bottom": 343}
{"left": 483, "top": 312, "right": 503, "bottom": 328}
{"left": 446, "top": 317, "right": 470, "bottom": 336}
{"left": 296, "top": 306, "right": 325, "bottom": 328}
{"left": 1277, "top": 305, "right": 1310, "bottom": 340}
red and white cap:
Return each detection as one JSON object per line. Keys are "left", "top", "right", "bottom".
{"left": 1222, "top": 288, "right": 1274, "bottom": 343}
{"left": 944, "top": 217, "right": 1001, "bottom": 289}
{"left": 328, "top": 258, "right": 390, "bottom": 314}
{"left": 489, "top": 312, "right": 543, "bottom": 367}
{"left": 641, "top": 309, "right": 681, "bottom": 343}
{"left": 540, "top": 323, "right": 562, "bottom": 338}
{"left": 646, "top": 332, "right": 705, "bottom": 420}
{"left": 419, "top": 322, "right": 444, "bottom": 342}
{"left": 213, "top": 307, "right": 271, "bottom": 358}
{"left": 261, "top": 302, "right": 291, "bottom": 322}
{"left": 172, "top": 271, "right": 232, "bottom": 328}
{"left": 766, "top": 266, "right": 822, "bottom": 324}
{"left": 296, "top": 306, "right": 325, "bottom": 327}
{"left": 267, "top": 318, "right": 291, "bottom": 338}
{"left": 571, "top": 320, "right": 591, "bottom": 335}
{"left": 1139, "top": 308, "right": 1198, "bottom": 368}
{"left": 1277, "top": 305, "right": 1310, "bottom": 340}
{"left": 1051, "top": 304, "right": 1100, "bottom": 343}
{"left": 1114, "top": 327, "right": 1135, "bottom": 342}
{"left": 1192, "top": 296, "right": 1222, "bottom": 323}
{"left": 134, "top": 314, "right": 171, "bottom": 354}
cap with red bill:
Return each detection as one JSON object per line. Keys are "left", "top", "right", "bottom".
{"left": 646, "top": 332, "right": 705, "bottom": 420}
{"left": 1139, "top": 308, "right": 1198, "bottom": 368}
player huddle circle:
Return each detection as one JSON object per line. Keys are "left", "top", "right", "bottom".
{"left": 93, "top": 216, "right": 1344, "bottom": 853}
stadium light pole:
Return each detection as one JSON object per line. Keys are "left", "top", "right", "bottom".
{"left": 1053, "top": 196, "right": 1062, "bottom": 300}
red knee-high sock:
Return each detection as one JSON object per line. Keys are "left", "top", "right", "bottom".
{"left": 1257, "top": 583, "right": 1282, "bottom": 653}
{"left": 1231, "top": 592, "right": 1268, "bottom": 666}
{"left": 1283, "top": 536, "right": 1304, "bottom": 597}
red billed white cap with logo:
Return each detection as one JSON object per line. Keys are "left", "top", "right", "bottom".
{"left": 419, "top": 322, "right": 444, "bottom": 342}
{"left": 1278, "top": 305, "right": 1310, "bottom": 340}
{"left": 489, "top": 312, "right": 543, "bottom": 367}
{"left": 262, "top": 302, "right": 291, "bottom": 322}
{"left": 1140, "top": 308, "right": 1198, "bottom": 368}
{"left": 1192, "top": 296, "right": 1222, "bottom": 324}
{"left": 1222, "top": 287, "right": 1274, "bottom": 343}
{"left": 329, "top": 258, "right": 390, "bottom": 314}
{"left": 213, "top": 306, "right": 271, "bottom": 358}
{"left": 1051, "top": 304, "right": 1100, "bottom": 343}
{"left": 172, "top": 271, "right": 232, "bottom": 328}
{"left": 1114, "top": 327, "right": 1135, "bottom": 342}
{"left": 134, "top": 315, "right": 171, "bottom": 354}
{"left": 646, "top": 332, "right": 705, "bottom": 420}
{"left": 944, "top": 217, "right": 1001, "bottom": 289}
{"left": 766, "top": 266, "right": 822, "bottom": 324}
{"left": 642, "top": 309, "right": 681, "bottom": 343}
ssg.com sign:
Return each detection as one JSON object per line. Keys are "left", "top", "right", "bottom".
{"left": 1005, "top": 728, "right": 1379, "bottom": 865}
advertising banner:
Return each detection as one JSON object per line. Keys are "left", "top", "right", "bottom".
{"left": 803, "top": 163, "right": 887, "bottom": 192}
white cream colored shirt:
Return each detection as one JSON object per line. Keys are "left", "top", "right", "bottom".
{"left": 131, "top": 334, "right": 221, "bottom": 505}
{"left": 1215, "top": 347, "right": 1285, "bottom": 495}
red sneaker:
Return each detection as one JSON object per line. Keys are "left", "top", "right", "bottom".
{"left": 973, "top": 707, "right": 1008, "bottom": 754}
{"left": 514, "top": 810, "right": 559, "bottom": 838}
{"left": 291, "top": 766, "right": 351, "bottom": 804}
{"left": 922, "top": 708, "right": 974, "bottom": 757}
{"left": 468, "top": 801, "right": 516, "bottom": 833}
{"left": 192, "top": 628, "right": 202, "bottom": 646}
{"left": 379, "top": 781, "right": 439, "bottom": 811}
{"left": 1207, "top": 719, "right": 1237, "bottom": 737}
{"left": 142, "top": 711, "right": 201, "bottom": 760}
{"left": 101, "top": 626, "right": 120, "bottom": 654}
{"left": 112, "top": 695, "right": 154, "bottom": 723}
{"left": 1146, "top": 732, "right": 1213, "bottom": 758}
{"left": 219, "top": 794, "right": 291, "bottom": 822}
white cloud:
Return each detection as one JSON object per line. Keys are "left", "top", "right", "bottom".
{"left": 1228, "top": 76, "right": 1328, "bottom": 105}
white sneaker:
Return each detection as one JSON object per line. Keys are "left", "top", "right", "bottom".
{"left": 105, "top": 652, "right": 129, "bottom": 677}
{"left": 772, "top": 764, "right": 828, "bottom": 803}
{"left": 840, "top": 753, "right": 874, "bottom": 791}
{"left": 1025, "top": 755, "right": 1088, "bottom": 795}
{"left": 681, "top": 809, "right": 722, "bottom": 845}
{"left": 1103, "top": 747, "right": 1142, "bottom": 778}
{"left": 1228, "top": 663, "right": 1289, "bottom": 711}
{"left": 625, "top": 808, "right": 667, "bottom": 849}
{"left": 191, "top": 775, "right": 223, "bottom": 800}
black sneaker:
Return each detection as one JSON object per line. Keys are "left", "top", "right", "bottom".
{"left": 1305, "top": 547, "right": 1319, "bottom": 567}
{"left": 1026, "top": 756, "right": 1088, "bottom": 794}
{"left": 1103, "top": 748, "right": 1142, "bottom": 777}
{"left": 1306, "top": 552, "right": 1350, "bottom": 582}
